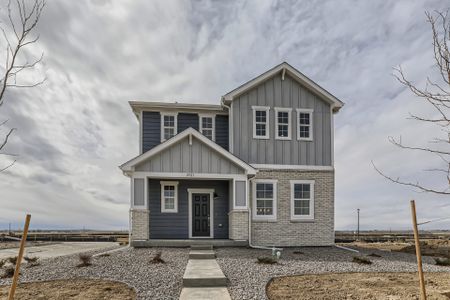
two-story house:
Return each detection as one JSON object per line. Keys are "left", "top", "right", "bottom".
{"left": 120, "top": 62, "right": 344, "bottom": 247}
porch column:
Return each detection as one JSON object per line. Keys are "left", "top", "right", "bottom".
{"left": 130, "top": 177, "right": 149, "bottom": 241}
{"left": 229, "top": 179, "right": 249, "bottom": 241}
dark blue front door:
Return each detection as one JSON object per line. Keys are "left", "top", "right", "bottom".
{"left": 192, "top": 194, "right": 210, "bottom": 237}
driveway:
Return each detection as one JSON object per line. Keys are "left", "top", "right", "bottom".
{"left": 0, "top": 242, "right": 118, "bottom": 260}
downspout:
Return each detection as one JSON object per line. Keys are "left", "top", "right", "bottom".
{"left": 222, "top": 99, "right": 282, "bottom": 256}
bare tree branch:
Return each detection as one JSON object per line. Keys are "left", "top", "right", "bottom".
{"left": 0, "top": 0, "right": 45, "bottom": 172}
{"left": 376, "top": 10, "right": 450, "bottom": 195}
{"left": 373, "top": 161, "right": 450, "bottom": 195}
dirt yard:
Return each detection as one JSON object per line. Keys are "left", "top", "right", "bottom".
{"left": 267, "top": 272, "right": 450, "bottom": 300}
{"left": 342, "top": 239, "right": 450, "bottom": 258}
{"left": 0, "top": 279, "right": 136, "bottom": 299}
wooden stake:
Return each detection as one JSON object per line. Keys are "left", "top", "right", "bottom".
{"left": 410, "top": 200, "right": 426, "bottom": 300}
{"left": 8, "top": 214, "right": 31, "bottom": 300}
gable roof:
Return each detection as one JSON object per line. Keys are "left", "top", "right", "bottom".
{"left": 221, "top": 62, "right": 344, "bottom": 112}
{"left": 120, "top": 127, "right": 257, "bottom": 175}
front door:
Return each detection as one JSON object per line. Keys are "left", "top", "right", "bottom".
{"left": 192, "top": 193, "right": 210, "bottom": 237}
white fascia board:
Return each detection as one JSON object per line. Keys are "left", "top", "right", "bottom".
{"left": 222, "top": 62, "right": 344, "bottom": 111}
{"left": 251, "top": 164, "right": 334, "bottom": 171}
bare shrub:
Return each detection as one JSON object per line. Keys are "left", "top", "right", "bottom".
{"left": 0, "top": 259, "right": 5, "bottom": 268}
{"left": 368, "top": 253, "right": 382, "bottom": 258}
{"left": 257, "top": 257, "right": 278, "bottom": 264}
{"left": 435, "top": 258, "right": 450, "bottom": 266}
{"left": 1, "top": 266, "right": 15, "bottom": 278}
{"left": 150, "top": 252, "right": 165, "bottom": 264}
{"left": 7, "top": 256, "right": 18, "bottom": 265}
{"left": 77, "top": 253, "right": 92, "bottom": 267}
{"left": 352, "top": 256, "right": 372, "bottom": 265}
{"left": 24, "top": 256, "right": 39, "bottom": 263}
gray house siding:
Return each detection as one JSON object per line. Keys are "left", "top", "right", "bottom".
{"left": 232, "top": 73, "right": 332, "bottom": 166}
{"left": 142, "top": 111, "right": 160, "bottom": 153}
{"left": 148, "top": 179, "right": 229, "bottom": 239}
{"left": 135, "top": 136, "right": 245, "bottom": 174}
{"left": 215, "top": 115, "right": 229, "bottom": 150}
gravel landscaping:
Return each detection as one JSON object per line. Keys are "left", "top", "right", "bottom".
{"left": 0, "top": 247, "right": 189, "bottom": 300}
{"left": 216, "top": 246, "right": 450, "bottom": 300}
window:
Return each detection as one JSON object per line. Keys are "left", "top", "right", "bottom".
{"left": 161, "top": 113, "right": 177, "bottom": 142}
{"left": 132, "top": 178, "right": 146, "bottom": 208}
{"left": 275, "top": 107, "right": 292, "bottom": 140}
{"left": 253, "top": 179, "right": 277, "bottom": 220}
{"left": 290, "top": 180, "right": 314, "bottom": 220}
{"left": 296, "top": 109, "right": 313, "bottom": 140}
{"left": 252, "top": 106, "right": 270, "bottom": 139}
{"left": 199, "top": 114, "right": 215, "bottom": 141}
{"left": 160, "top": 181, "right": 178, "bottom": 213}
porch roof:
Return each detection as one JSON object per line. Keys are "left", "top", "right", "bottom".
{"left": 120, "top": 128, "right": 256, "bottom": 176}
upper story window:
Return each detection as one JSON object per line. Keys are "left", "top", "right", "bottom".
{"left": 253, "top": 179, "right": 277, "bottom": 221}
{"left": 199, "top": 114, "right": 215, "bottom": 141}
{"left": 161, "top": 113, "right": 178, "bottom": 142}
{"left": 252, "top": 106, "right": 270, "bottom": 139}
{"left": 274, "top": 107, "right": 292, "bottom": 140}
{"left": 296, "top": 109, "right": 313, "bottom": 141}
{"left": 160, "top": 181, "right": 178, "bottom": 213}
{"left": 290, "top": 180, "right": 314, "bottom": 220}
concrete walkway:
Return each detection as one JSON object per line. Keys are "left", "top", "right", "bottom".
{"left": 0, "top": 242, "right": 118, "bottom": 260}
{"left": 180, "top": 245, "right": 231, "bottom": 300}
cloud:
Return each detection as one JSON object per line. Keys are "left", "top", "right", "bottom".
{"left": 0, "top": 0, "right": 448, "bottom": 230}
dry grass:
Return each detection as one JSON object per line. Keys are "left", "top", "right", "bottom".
{"left": 267, "top": 272, "right": 450, "bottom": 300}
{"left": 0, "top": 278, "right": 136, "bottom": 299}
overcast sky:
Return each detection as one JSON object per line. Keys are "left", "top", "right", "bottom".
{"left": 0, "top": 0, "right": 449, "bottom": 231}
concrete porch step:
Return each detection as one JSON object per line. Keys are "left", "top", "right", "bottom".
{"left": 182, "top": 259, "right": 227, "bottom": 287}
{"left": 189, "top": 250, "right": 215, "bottom": 259}
{"left": 179, "top": 287, "right": 231, "bottom": 300}
{"left": 190, "top": 244, "right": 213, "bottom": 250}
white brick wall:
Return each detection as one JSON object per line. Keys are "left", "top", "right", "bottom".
{"left": 229, "top": 210, "right": 249, "bottom": 240}
{"left": 130, "top": 209, "right": 149, "bottom": 241}
{"left": 251, "top": 170, "right": 335, "bottom": 247}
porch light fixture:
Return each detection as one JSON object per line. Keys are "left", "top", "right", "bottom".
{"left": 213, "top": 192, "right": 219, "bottom": 199}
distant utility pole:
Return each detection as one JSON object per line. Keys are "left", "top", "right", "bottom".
{"left": 357, "top": 208, "right": 360, "bottom": 241}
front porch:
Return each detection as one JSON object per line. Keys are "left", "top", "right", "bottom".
{"left": 121, "top": 128, "right": 256, "bottom": 246}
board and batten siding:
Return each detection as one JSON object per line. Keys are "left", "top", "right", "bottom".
{"left": 135, "top": 135, "right": 245, "bottom": 175}
{"left": 148, "top": 179, "right": 229, "bottom": 239}
{"left": 232, "top": 73, "right": 332, "bottom": 166}
{"left": 142, "top": 111, "right": 228, "bottom": 153}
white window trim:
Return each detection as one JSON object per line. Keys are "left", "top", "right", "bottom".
{"left": 160, "top": 112, "right": 178, "bottom": 142}
{"left": 199, "top": 113, "right": 215, "bottom": 141}
{"left": 296, "top": 108, "right": 313, "bottom": 141}
{"left": 274, "top": 107, "right": 292, "bottom": 140}
{"left": 290, "top": 180, "right": 315, "bottom": 221}
{"left": 252, "top": 106, "right": 270, "bottom": 139}
{"left": 160, "top": 181, "right": 179, "bottom": 213}
{"left": 252, "top": 179, "right": 277, "bottom": 221}
{"left": 187, "top": 188, "right": 214, "bottom": 239}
